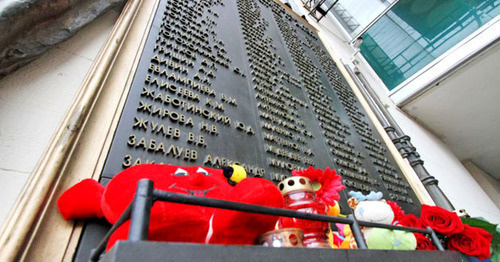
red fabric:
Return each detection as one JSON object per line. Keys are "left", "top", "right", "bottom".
{"left": 419, "top": 204, "right": 464, "bottom": 236}
{"left": 57, "top": 179, "right": 104, "bottom": 220}
{"left": 387, "top": 201, "right": 405, "bottom": 223}
{"left": 331, "top": 232, "right": 344, "bottom": 247}
{"left": 209, "top": 178, "right": 283, "bottom": 244}
{"left": 447, "top": 224, "right": 492, "bottom": 260}
{"left": 57, "top": 164, "right": 284, "bottom": 251}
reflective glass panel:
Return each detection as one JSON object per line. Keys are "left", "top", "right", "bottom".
{"left": 331, "top": 0, "right": 397, "bottom": 37}
{"left": 359, "top": 0, "right": 500, "bottom": 90}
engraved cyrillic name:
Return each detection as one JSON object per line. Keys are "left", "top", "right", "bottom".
{"left": 98, "top": 0, "right": 420, "bottom": 216}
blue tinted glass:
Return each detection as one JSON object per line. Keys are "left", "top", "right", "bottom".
{"left": 331, "top": 0, "right": 397, "bottom": 37}
{"left": 360, "top": 0, "right": 500, "bottom": 90}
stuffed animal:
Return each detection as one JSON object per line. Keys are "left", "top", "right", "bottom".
{"left": 329, "top": 223, "right": 357, "bottom": 249}
{"left": 57, "top": 164, "right": 284, "bottom": 250}
{"left": 348, "top": 191, "right": 417, "bottom": 250}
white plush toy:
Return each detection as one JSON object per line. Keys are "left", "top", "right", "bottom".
{"left": 348, "top": 191, "right": 416, "bottom": 250}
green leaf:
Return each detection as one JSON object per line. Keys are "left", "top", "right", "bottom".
{"left": 461, "top": 217, "right": 497, "bottom": 232}
{"left": 461, "top": 217, "right": 500, "bottom": 249}
{"left": 491, "top": 250, "right": 499, "bottom": 262}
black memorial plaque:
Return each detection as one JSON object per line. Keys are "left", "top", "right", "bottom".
{"left": 100, "top": 0, "right": 421, "bottom": 211}
{"left": 75, "top": 0, "right": 421, "bottom": 260}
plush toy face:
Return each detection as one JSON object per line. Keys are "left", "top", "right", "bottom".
{"left": 58, "top": 164, "right": 284, "bottom": 250}
{"left": 156, "top": 166, "right": 231, "bottom": 196}
{"left": 101, "top": 165, "right": 231, "bottom": 224}
{"left": 354, "top": 201, "right": 394, "bottom": 224}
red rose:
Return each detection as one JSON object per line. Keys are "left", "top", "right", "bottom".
{"left": 414, "top": 233, "right": 437, "bottom": 251}
{"left": 399, "top": 214, "right": 421, "bottom": 228}
{"left": 447, "top": 224, "right": 492, "bottom": 260}
{"left": 420, "top": 205, "right": 463, "bottom": 236}
{"left": 387, "top": 201, "right": 405, "bottom": 223}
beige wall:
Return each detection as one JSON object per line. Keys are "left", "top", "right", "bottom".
{"left": 0, "top": 10, "right": 120, "bottom": 226}
{"left": 463, "top": 161, "right": 500, "bottom": 210}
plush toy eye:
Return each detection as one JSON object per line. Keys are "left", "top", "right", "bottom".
{"left": 174, "top": 168, "right": 189, "bottom": 176}
{"left": 197, "top": 167, "right": 210, "bottom": 176}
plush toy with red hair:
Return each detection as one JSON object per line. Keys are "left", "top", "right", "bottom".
{"left": 57, "top": 164, "right": 283, "bottom": 250}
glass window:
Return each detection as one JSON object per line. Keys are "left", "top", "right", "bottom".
{"left": 359, "top": 0, "right": 500, "bottom": 90}
{"left": 331, "top": 0, "right": 397, "bottom": 37}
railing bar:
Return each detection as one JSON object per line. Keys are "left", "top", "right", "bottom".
{"left": 90, "top": 203, "right": 133, "bottom": 262}
{"left": 153, "top": 189, "right": 432, "bottom": 234}
{"left": 348, "top": 214, "right": 367, "bottom": 249}
{"left": 358, "top": 221, "right": 431, "bottom": 234}
{"left": 129, "top": 179, "right": 155, "bottom": 242}
{"left": 91, "top": 181, "right": 445, "bottom": 261}
{"left": 154, "top": 190, "right": 354, "bottom": 224}
{"left": 428, "top": 227, "right": 445, "bottom": 251}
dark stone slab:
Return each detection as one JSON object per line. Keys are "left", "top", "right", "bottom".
{"left": 101, "top": 241, "right": 472, "bottom": 262}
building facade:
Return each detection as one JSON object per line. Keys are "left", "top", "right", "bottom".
{"left": 0, "top": 0, "right": 498, "bottom": 260}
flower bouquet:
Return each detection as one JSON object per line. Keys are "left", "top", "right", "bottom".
{"left": 393, "top": 204, "right": 498, "bottom": 260}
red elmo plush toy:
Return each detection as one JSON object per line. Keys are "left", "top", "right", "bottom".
{"left": 57, "top": 164, "right": 283, "bottom": 250}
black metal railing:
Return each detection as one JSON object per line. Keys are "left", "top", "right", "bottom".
{"left": 90, "top": 179, "right": 444, "bottom": 261}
